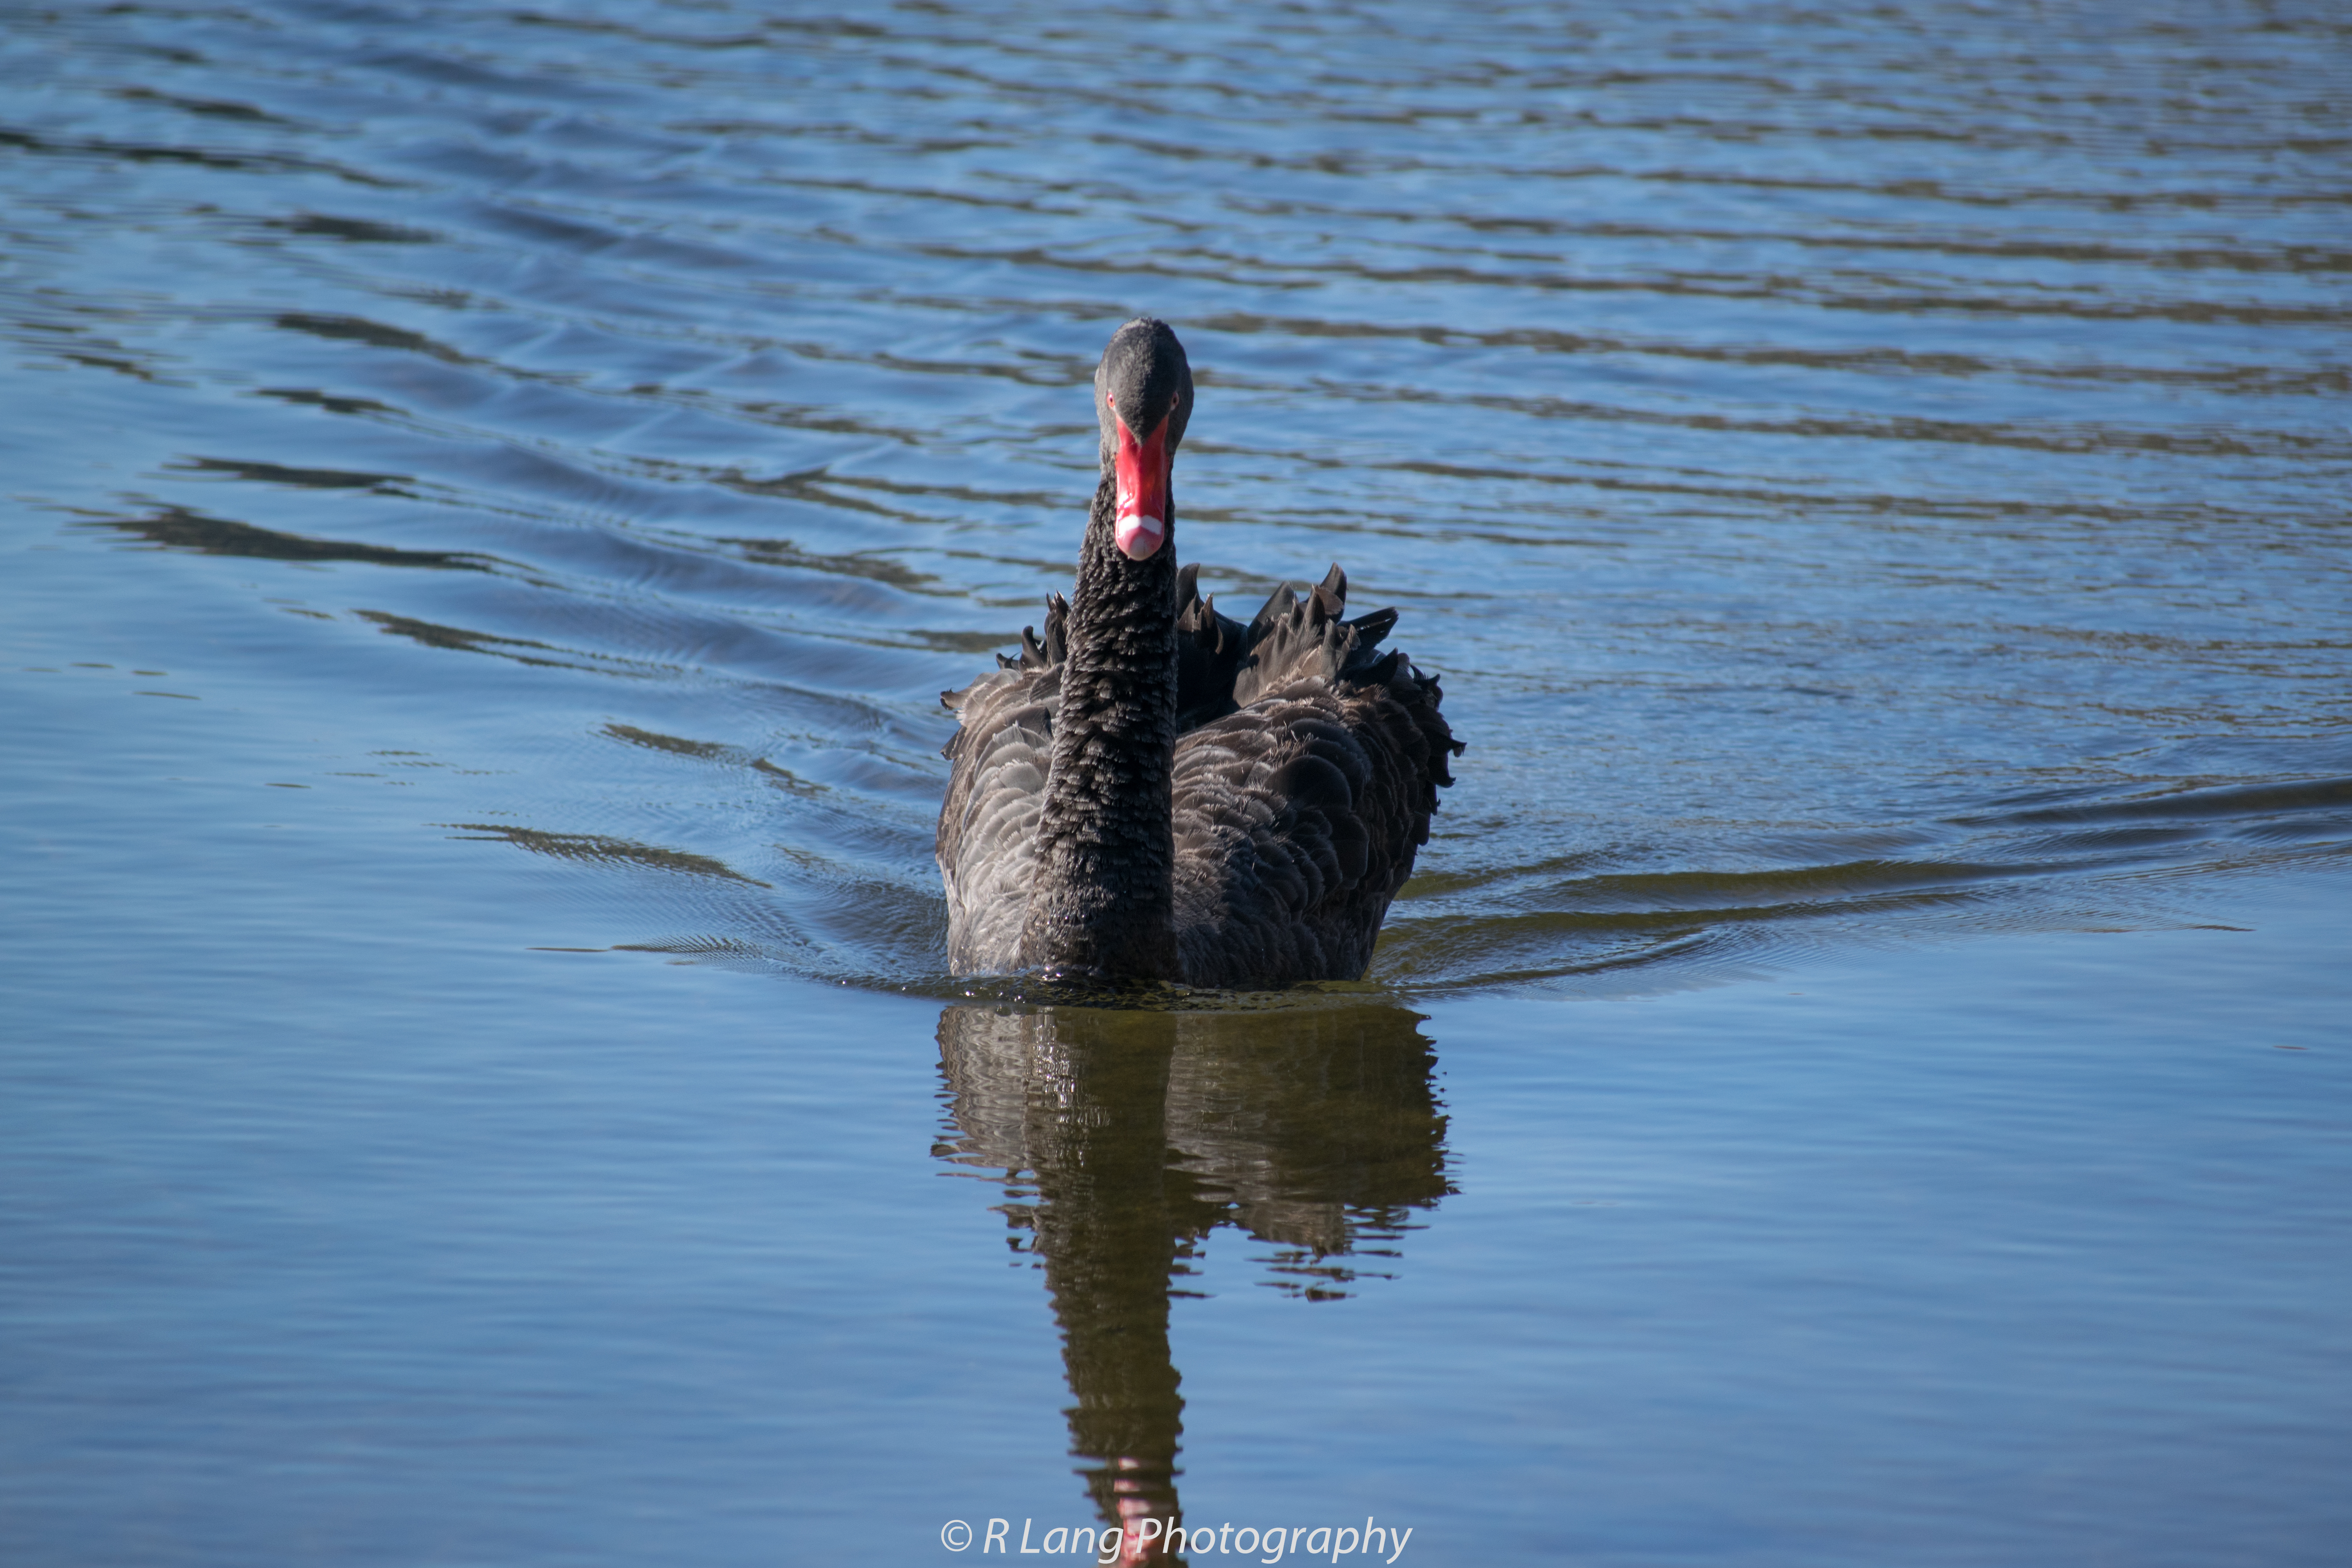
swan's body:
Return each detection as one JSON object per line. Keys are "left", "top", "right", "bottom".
{"left": 937, "top": 319, "right": 1461, "bottom": 989}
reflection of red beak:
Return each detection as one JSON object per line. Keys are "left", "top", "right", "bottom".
{"left": 1111, "top": 1470, "right": 1174, "bottom": 1564}
{"left": 1113, "top": 416, "right": 1170, "bottom": 561}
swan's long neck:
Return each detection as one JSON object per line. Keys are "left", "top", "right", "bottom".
{"left": 1019, "top": 474, "right": 1180, "bottom": 982}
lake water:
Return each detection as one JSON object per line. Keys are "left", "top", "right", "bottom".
{"left": 3, "top": 2, "right": 2347, "bottom": 1563}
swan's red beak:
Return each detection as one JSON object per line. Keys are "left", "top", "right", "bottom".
{"left": 1113, "top": 416, "right": 1171, "bottom": 561}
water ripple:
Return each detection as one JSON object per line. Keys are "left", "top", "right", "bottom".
{"left": 3, "top": 0, "right": 2347, "bottom": 992}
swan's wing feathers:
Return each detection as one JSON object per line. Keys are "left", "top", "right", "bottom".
{"left": 1181, "top": 565, "right": 1397, "bottom": 717}
{"left": 1245, "top": 581, "right": 1297, "bottom": 644}
{"left": 1313, "top": 559, "right": 1463, "bottom": 788}
{"left": 1339, "top": 606, "right": 1398, "bottom": 675}
{"left": 938, "top": 603, "right": 1068, "bottom": 974}
{"left": 1169, "top": 561, "right": 1464, "bottom": 988}
{"left": 988, "top": 593, "right": 1069, "bottom": 673}
{"left": 1044, "top": 592, "right": 1068, "bottom": 664}
{"left": 1232, "top": 581, "right": 1360, "bottom": 709}
{"left": 1176, "top": 565, "right": 1249, "bottom": 732}
{"left": 1386, "top": 655, "right": 1464, "bottom": 791}
{"left": 1171, "top": 678, "right": 1439, "bottom": 989}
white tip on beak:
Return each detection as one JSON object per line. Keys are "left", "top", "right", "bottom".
{"left": 1115, "top": 512, "right": 1164, "bottom": 561}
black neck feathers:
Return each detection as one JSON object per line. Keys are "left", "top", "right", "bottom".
{"left": 1018, "top": 475, "right": 1180, "bottom": 981}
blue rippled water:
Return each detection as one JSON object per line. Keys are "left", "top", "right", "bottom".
{"left": 3, "top": 3, "right": 2347, "bottom": 1563}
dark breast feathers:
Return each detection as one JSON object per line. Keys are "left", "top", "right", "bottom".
{"left": 938, "top": 565, "right": 1461, "bottom": 988}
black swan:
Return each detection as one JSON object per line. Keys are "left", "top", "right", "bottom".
{"left": 936, "top": 318, "right": 1461, "bottom": 989}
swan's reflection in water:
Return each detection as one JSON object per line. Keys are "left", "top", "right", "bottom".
{"left": 936, "top": 1004, "right": 1452, "bottom": 1561}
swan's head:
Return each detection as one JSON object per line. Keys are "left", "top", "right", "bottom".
{"left": 1094, "top": 318, "right": 1192, "bottom": 562}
